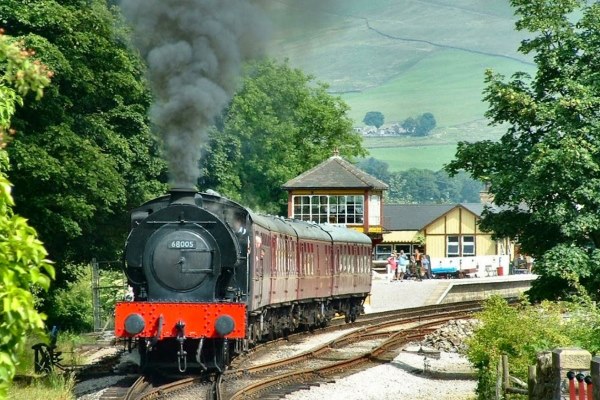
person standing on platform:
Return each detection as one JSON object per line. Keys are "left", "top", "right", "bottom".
{"left": 414, "top": 249, "right": 422, "bottom": 274}
{"left": 386, "top": 252, "right": 398, "bottom": 283}
{"left": 422, "top": 254, "right": 432, "bottom": 279}
{"left": 397, "top": 250, "right": 408, "bottom": 280}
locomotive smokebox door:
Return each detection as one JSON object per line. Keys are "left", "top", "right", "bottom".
{"left": 149, "top": 227, "right": 214, "bottom": 291}
{"left": 143, "top": 223, "right": 221, "bottom": 299}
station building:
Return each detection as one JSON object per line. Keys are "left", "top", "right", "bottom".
{"left": 283, "top": 154, "right": 515, "bottom": 274}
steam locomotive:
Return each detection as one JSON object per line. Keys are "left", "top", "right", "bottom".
{"left": 114, "top": 189, "right": 372, "bottom": 372}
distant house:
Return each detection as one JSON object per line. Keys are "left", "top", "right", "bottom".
{"left": 282, "top": 153, "right": 388, "bottom": 244}
{"left": 378, "top": 203, "right": 515, "bottom": 275}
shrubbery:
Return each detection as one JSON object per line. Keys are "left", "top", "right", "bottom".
{"left": 45, "top": 264, "right": 125, "bottom": 333}
{"left": 466, "top": 295, "right": 600, "bottom": 399}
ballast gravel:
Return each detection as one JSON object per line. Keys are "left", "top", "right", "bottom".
{"left": 281, "top": 350, "right": 476, "bottom": 400}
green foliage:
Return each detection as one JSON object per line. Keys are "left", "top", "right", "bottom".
{"left": 355, "top": 157, "right": 391, "bottom": 183}
{"left": 357, "top": 158, "right": 483, "bottom": 204}
{"left": 467, "top": 296, "right": 585, "bottom": 399}
{"left": 0, "top": 31, "right": 54, "bottom": 399}
{"left": 200, "top": 59, "right": 366, "bottom": 213}
{"left": 45, "top": 264, "right": 124, "bottom": 333}
{"left": 401, "top": 116, "right": 416, "bottom": 134}
{"left": 415, "top": 112, "right": 436, "bottom": 136}
{"left": 400, "top": 112, "right": 437, "bottom": 136}
{"left": 362, "top": 111, "right": 384, "bottom": 128}
{"left": 445, "top": 0, "right": 600, "bottom": 300}
{"left": 0, "top": 0, "right": 167, "bottom": 276}
{"left": 0, "top": 171, "right": 54, "bottom": 397}
{"left": 46, "top": 265, "right": 93, "bottom": 332}
{"left": 0, "top": 33, "right": 51, "bottom": 142}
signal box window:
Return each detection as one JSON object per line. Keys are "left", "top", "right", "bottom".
{"left": 292, "top": 195, "right": 364, "bottom": 224}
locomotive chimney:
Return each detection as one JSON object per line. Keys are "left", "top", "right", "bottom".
{"left": 169, "top": 187, "right": 202, "bottom": 206}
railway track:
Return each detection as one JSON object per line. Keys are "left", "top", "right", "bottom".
{"left": 101, "top": 300, "right": 481, "bottom": 400}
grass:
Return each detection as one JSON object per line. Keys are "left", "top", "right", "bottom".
{"left": 9, "top": 332, "right": 94, "bottom": 400}
{"left": 264, "top": 0, "right": 537, "bottom": 138}
{"left": 366, "top": 142, "right": 459, "bottom": 172}
{"left": 341, "top": 49, "right": 536, "bottom": 128}
{"left": 361, "top": 123, "right": 508, "bottom": 171}
{"left": 9, "top": 373, "right": 76, "bottom": 400}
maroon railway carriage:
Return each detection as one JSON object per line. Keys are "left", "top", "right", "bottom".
{"left": 115, "top": 189, "right": 372, "bottom": 372}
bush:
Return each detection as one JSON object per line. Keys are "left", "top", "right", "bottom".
{"left": 46, "top": 265, "right": 94, "bottom": 332}
{"left": 465, "top": 295, "right": 600, "bottom": 399}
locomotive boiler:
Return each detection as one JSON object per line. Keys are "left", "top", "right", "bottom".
{"left": 114, "top": 188, "right": 372, "bottom": 372}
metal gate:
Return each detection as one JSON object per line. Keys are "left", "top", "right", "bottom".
{"left": 91, "top": 258, "right": 128, "bottom": 332}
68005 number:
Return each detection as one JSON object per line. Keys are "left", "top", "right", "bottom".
{"left": 168, "top": 240, "right": 196, "bottom": 249}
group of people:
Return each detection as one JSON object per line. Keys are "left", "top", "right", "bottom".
{"left": 385, "top": 249, "right": 432, "bottom": 282}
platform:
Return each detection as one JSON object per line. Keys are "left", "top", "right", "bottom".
{"left": 364, "top": 272, "right": 536, "bottom": 313}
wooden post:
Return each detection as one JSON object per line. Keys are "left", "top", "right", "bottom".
{"left": 496, "top": 357, "right": 502, "bottom": 400}
{"left": 503, "top": 354, "right": 510, "bottom": 399}
{"left": 528, "top": 365, "right": 537, "bottom": 399}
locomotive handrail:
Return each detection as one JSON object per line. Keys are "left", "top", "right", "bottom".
{"left": 145, "top": 220, "right": 218, "bottom": 224}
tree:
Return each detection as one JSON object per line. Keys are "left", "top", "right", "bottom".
{"left": 356, "top": 157, "right": 391, "bottom": 183}
{"left": 0, "top": 1, "right": 167, "bottom": 279}
{"left": 445, "top": 0, "right": 600, "bottom": 301}
{"left": 401, "top": 116, "right": 417, "bottom": 134}
{"left": 0, "top": 31, "right": 54, "bottom": 398}
{"left": 200, "top": 59, "right": 367, "bottom": 214}
{"left": 363, "top": 111, "right": 384, "bottom": 128}
{"left": 415, "top": 112, "right": 436, "bottom": 136}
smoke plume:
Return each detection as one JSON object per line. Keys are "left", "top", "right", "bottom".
{"left": 120, "top": 0, "right": 270, "bottom": 188}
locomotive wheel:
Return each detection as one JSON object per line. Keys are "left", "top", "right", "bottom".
{"left": 344, "top": 314, "right": 350, "bottom": 324}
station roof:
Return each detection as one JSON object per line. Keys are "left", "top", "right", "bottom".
{"left": 383, "top": 203, "right": 485, "bottom": 231}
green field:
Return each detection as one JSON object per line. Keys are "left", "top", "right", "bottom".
{"left": 264, "top": 0, "right": 536, "bottom": 138}
{"left": 363, "top": 138, "right": 459, "bottom": 172}
{"left": 342, "top": 49, "right": 535, "bottom": 128}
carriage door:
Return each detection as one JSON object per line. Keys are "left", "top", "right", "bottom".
{"left": 332, "top": 245, "right": 341, "bottom": 296}
{"left": 252, "top": 231, "right": 264, "bottom": 307}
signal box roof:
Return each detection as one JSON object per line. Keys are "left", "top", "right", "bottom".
{"left": 282, "top": 155, "right": 388, "bottom": 190}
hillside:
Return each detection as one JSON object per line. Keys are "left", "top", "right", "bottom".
{"left": 262, "top": 0, "right": 536, "bottom": 153}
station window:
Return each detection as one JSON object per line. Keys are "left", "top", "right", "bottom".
{"left": 462, "top": 236, "right": 475, "bottom": 256}
{"left": 447, "top": 235, "right": 475, "bottom": 257}
{"left": 447, "top": 236, "right": 460, "bottom": 257}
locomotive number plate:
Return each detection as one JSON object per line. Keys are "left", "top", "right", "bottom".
{"left": 168, "top": 240, "right": 197, "bottom": 249}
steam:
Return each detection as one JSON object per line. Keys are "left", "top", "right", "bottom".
{"left": 120, "top": 0, "right": 270, "bottom": 188}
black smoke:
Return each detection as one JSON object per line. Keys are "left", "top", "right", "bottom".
{"left": 120, "top": 0, "right": 270, "bottom": 187}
